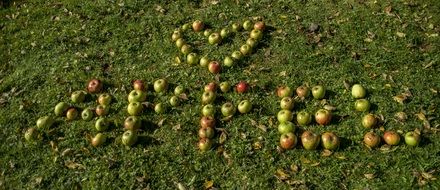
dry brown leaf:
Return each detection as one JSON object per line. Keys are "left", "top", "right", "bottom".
{"left": 35, "top": 176, "right": 43, "bottom": 184}
{"left": 204, "top": 180, "right": 214, "bottom": 189}
{"left": 172, "top": 124, "right": 181, "bottom": 131}
{"left": 65, "top": 161, "right": 85, "bottom": 170}
{"left": 219, "top": 132, "right": 227, "bottom": 144}
{"left": 324, "top": 105, "right": 337, "bottom": 111}
{"left": 275, "top": 169, "right": 290, "bottom": 180}
{"left": 393, "top": 94, "right": 407, "bottom": 104}
{"left": 310, "top": 162, "right": 320, "bottom": 167}
{"left": 157, "top": 118, "right": 166, "bottom": 127}
{"left": 290, "top": 164, "right": 299, "bottom": 173}
{"left": 364, "top": 173, "right": 375, "bottom": 179}
{"left": 253, "top": 141, "right": 262, "bottom": 150}
{"left": 61, "top": 148, "right": 73, "bottom": 157}
{"left": 396, "top": 32, "right": 406, "bottom": 38}
{"left": 384, "top": 5, "right": 392, "bottom": 15}
{"left": 343, "top": 80, "right": 350, "bottom": 90}
{"left": 300, "top": 156, "right": 312, "bottom": 164}
{"left": 321, "top": 150, "right": 333, "bottom": 157}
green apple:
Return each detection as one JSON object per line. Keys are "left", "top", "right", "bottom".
{"left": 198, "top": 127, "right": 215, "bottom": 139}
{"left": 203, "top": 29, "right": 212, "bottom": 37}
{"left": 71, "top": 90, "right": 87, "bottom": 103}
{"left": 362, "top": 114, "right": 377, "bottom": 128}
{"left": 208, "top": 33, "right": 222, "bottom": 45}
{"left": 231, "top": 51, "right": 243, "bottom": 61}
{"left": 280, "top": 97, "right": 294, "bottom": 110}
{"left": 187, "top": 52, "right": 199, "bottom": 65}
{"left": 232, "top": 22, "right": 242, "bottom": 32}
{"left": 296, "top": 111, "right": 312, "bottom": 126}
{"left": 198, "top": 138, "right": 212, "bottom": 151}
{"left": 154, "top": 103, "right": 166, "bottom": 114}
{"left": 301, "top": 131, "right": 320, "bottom": 150}
{"left": 221, "top": 102, "right": 236, "bottom": 117}
{"left": 81, "top": 108, "right": 94, "bottom": 121}
{"left": 240, "top": 44, "right": 252, "bottom": 56}
{"left": 237, "top": 100, "right": 252, "bottom": 114}
{"left": 98, "top": 93, "right": 112, "bottom": 105}
{"left": 223, "top": 56, "right": 234, "bottom": 67}
{"left": 128, "top": 90, "right": 147, "bottom": 103}
{"left": 171, "top": 30, "right": 182, "bottom": 42}
{"left": 124, "top": 116, "right": 141, "bottom": 131}
{"left": 66, "top": 108, "right": 79, "bottom": 121}
{"left": 243, "top": 20, "right": 253, "bottom": 31}
{"left": 54, "top": 102, "right": 69, "bottom": 117}
{"left": 181, "top": 44, "right": 192, "bottom": 55}
{"left": 174, "top": 86, "right": 185, "bottom": 96}
{"left": 278, "top": 121, "right": 295, "bottom": 134}
{"left": 127, "top": 102, "right": 143, "bottom": 116}
{"left": 154, "top": 79, "right": 168, "bottom": 93}
{"left": 122, "top": 130, "right": 138, "bottom": 147}
{"left": 92, "top": 133, "right": 106, "bottom": 147}
{"left": 404, "top": 131, "right": 421, "bottom": 146}
{"left": 351, "top": 84, "right": 366, "bottom": 99}
{"left": 246, "top": 38, "right": 258, "bottom": 48}
{"left": 200, "top": 56, "right": 210, "bottom": 67}
{"left": 36, "top": 116, "right": 54, "bottom": 130}
{"left": 169, "top": 96, "right": 180, "bottom": 107}
{"left": 277, "top": 110, "right": 293, "bottom": 123}
{"left": 250, "top": 29, "right": 263, "bottom": 41}
{"left": 176, "top": 38, "right": 185, "bottom": 48}
{"left": 220, "top": 28, "right": 230, "bottom": 38}
{"left": 95, "top": 118, "right": 109, "bottom": 132}
{"left": 355, "top": 99, "right": 370, "bottom": 112}
{"left": 321, "top": 132, "right": 340, "bottom": 150}
{"left": 25, "top": 127, "right": 39, "bottom": 142}
{"left": 311, "top": 85, "right": 326, "bottom": 99}
{"left": 201, "top": 91, "right": 216, "bottom": 105}
{"left": 219, "top": 82, "right": 231, "bottom": 93}
{"left": 202, "top": 104, "right": 216, "bottom": 117}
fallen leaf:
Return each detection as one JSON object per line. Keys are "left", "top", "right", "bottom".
{"left": 396, "top": 32, "right": 406, "bottom": 38}
{"left": 321, "top": 150, "right": 333, "bottom": 157}
{"left": 393, "top": 94, "right": 407, "bottom": 104}
{"left": 384, "top": 5, "right": 392, "bottom": 15}
{"left": 290, "top": 164, "right": 299, "bottom": 173}
{"left": 61, "top": 148, "right": 73, "bottom": 157}
{"left": 65, "top": 161, "right": 85, "bottom": 170}
{"left": 172, "top": 124, "right": 181, "bottom": 131}
{"left": 157, "top": 119, "right": 166, "bottom": 127}
{"left": 364, "top": 173, "right": 375, "bottom": 179}
{"left": 204, "top": 180, "right": 214, "bottom": 189}
{"left": 175, "top": 182, "right": 187, "bottom": 190}
{"left": 219, "top": 132, "right": 227, "bottom": 144}
{"left": 253, "top": 141, "right": 262, "bottom": 150}
{"left": 275, "top": 169, "right": 290, "bottom": 180}
{"left": 324, "top": 105, "right": 337, "bottom": 111}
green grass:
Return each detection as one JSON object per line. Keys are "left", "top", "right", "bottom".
{"left": 1, "top": 0, "right": 440, "bottom": 189}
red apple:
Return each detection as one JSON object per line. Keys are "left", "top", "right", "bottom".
{"left": 66, "top": 108, "right": 79, "bottom": 121}
{"left": 301, "top": 131, "right": 320, "bottom": 150}
{"left": 321, "top": 132, "right": 340, "bottom": 150}
{"left": 133, "top": 79, "right": 146, "bottom": 91}
{"left": 198, "top": 138, "right": 213, "bottom": 151}
{"left": 95, "top": 105, "right": 109, "bottom": 116}
{"left": 208, "top": 61, "right": 221, "bottom": 74}
{"left": 364, "top": 131, "right": 381, "bottom": 148}
{"left": 280, "top": 132, "right": 297, "bottom": 150}
{"left": 254, "top": 21, "right": 266, "bottom": 31}
{"left": 198, "top": 127, "right": 215, "bottom": 139}
{"left": 204, "top": 82, "right": 217, "bottom": 92}
{"left": 296, "top": 86, "right": 309, "bottom": 98}
{"left": 192, "top": 20, "right": 204, "bottom": 32}
{"left": 276, "top": 86, "right": 293, "bottom": 98}
{"left": 362, "top": 114, "right": 377, "bottom": 128}
{"left": 315, "top": 109, "right": 332, "bottom": 125}
{"left": 87, "top": 79, "right": 103, "bottom": 94}
{"left": 383, "top": 131, "right": 400, "bottom": 146}
{"left": 236, "top": 81, "right": 249, "bottom": 93}
{"left": 200, "top": 116, "right": 216, "bottom": 128}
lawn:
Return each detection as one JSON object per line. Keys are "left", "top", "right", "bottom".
{"left": 1, "top": 0, "right": 440, "bottom": 189}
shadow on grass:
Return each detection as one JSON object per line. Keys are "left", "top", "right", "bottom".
{"left": 137, "top": 135, "right": 162, "bottom": 146}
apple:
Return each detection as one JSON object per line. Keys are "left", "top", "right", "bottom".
{"left": 238, "top": 100, "right": 252, "bottom": 114}
{"left": 231, "top": 51, "right": 243, "bottom": 61}
{"left": 240, "top": 44, "right": 252, "bottom": 56}
{"left": 66, "top": 108, "right": 79, "bottom": 121}
{"left": 201, "top": 91, "right": 216, "bottom": 105}
{"left": 296, "top": 86, "right": 310, "bottom": 98}
{"left": 277, "top": 110, "right": 293, "bottom": 123}
{"left": 154, "top": 79, "right": 168, "bottom": 93}
{"left": 187, "top": 52, "right": 199, "bottom": 65}
{"left": 311, "top": 85, "right": 325, "bottom": 99}
{"left": 87, "top": 79, "right": 103, "bottom": 94}
{"left": 154, "top": 103, "right": 166, "bottom": 114}
{"left": 276, "top": 86, "right": 293, "bottom": 98}
{"left": 202, "top": 104, "right": 216, "bottom": 117}
{"left": 278, "top": 121, "right": 295, "bottom": 134}
{"left": 280, "top": 132, "right": 297, "bottom": 150}
{"left": 127, "top": 102, "right": 143, "bottom": 116}
{"left": 383, "top": 131, "right": 400, "bottom": 146}
{"left": 91, "top": 133, "right": 106, "bottom": 147}
{"left": 208, "top": 61, "right": 221, "bottom": 74}
{"left": 192, "top": 20, "right": 204, "bottom": 32}
{"left": 200, "top": 116, "right": 216, "bottom": 128}
{"left": 280, "top": 97, "right": 294, "bottom": 110}
{"left": 54, "top": 102, "right": 70, "bottom": 116}
{"left": 122, "top": 130, "right": 138, "bottom": 147}
{"left": 223, "top": 56, "right": 234, "bottom": 67}
{"left": 232, "top": 22, "right": 242, "bottom": 32}
{"left": 246, "top": 38, "right": 258, "bottom": 48}
{"left": 95, "top": 118, "right": 109, "bottom": 132}
{"left": 321, "top": 132, "right": 340, "bottom": 150}
{"left": 198, "top": 127, "right": 215, "bottom": 139}
{"left": 204, "top": 82, "right": 217, "bottom": 92}
{"left": 175, "top": 38, "right": 185, "bottom": 48}
{"left": 221, "top": 102, "right": 236, "bottom": 117}
{"left": 95, "top": 105, "right": 108, "bottom": 116}
{"left": 219, "top": 82, "right": 231, "bottom": 93}
{"left": 315, "top": 109, "right": 332, "bottom": 125}
{"left": 71, "top": 90, "right": 87, "bottom": 103}
{"left": 174, "top": 86, "right": 185, "bottom": 96}
{"left": 36, "top": 116, "right": 54, "bottom": 130}
{"left": 81, "top": 108, "right": 94, "bottom": 121}
{"left": 254, "top": 21, "right": 265, "bottom": 31}
{"left": 208, "top": 33, "right": 222, "bottom": 45}
{"left": 181, "top": 23, "right": 190, "bottom": 31}
{"left": 25, "top": 127, "right": 39, "bottom": 142}
{"left": 236, "top": 81, "right": 249, "bottom": 93}
{"left": 301, "top": 131, "right": 320, "bottom": 150}
{"left": 128, "top": 90, "right": 147, "bottom": 103}
{"left": 181, "top": 44, "right": 192, "bottom": 55}
{"left": 355, "top": 99, "right": 370, "bottom": 112}
{"left": 250, "top": 29, "right": 263, "bottom": 41}
{"left": 296, "top": 111, "right": 312, "bottom": 126}
{"left": 198, "top": 138, "right": 212, "bottom": 151}
{"left": 98, "top": 93, "right": 112, "bottom": 105}
{"left": 243, "top": 20, "right": 253, "bottom": 31}
{"left": 203, "top": 29, "right": 212, "bottom": 37}
{"left": 351, "top": 84, "right": 366, "bottom": 99}
{"left": 133, "top": 80, "right": 146, "bottom": 91}
{"left": 404, "top": 131, "right": 421, "bottom": 146}
{"left": 364, "top": 131, "right": 381, "bottom": 148}
{"left": 171, "top": 30, "right": 182, "bottom": 42}
{"left": 220, "top": 28, "right": 230, "bottom": 38}
{"left": 199, "top": 56, "right": 210, "bottom": 67}
{"left": 362, "top": 114, "right": 377, "bottom": 128}
{"left": 169, "top": 96, "right": 180, "bottom": 107}
{"left": 124, "top": 116, "right": 141, "bottom": 131}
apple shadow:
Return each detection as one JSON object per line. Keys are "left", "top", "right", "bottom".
{"left": 418, "top": 135, "right": 432, "bottom": 147}
{"left": 337, "top": 137, "right": 352, "bottom": 151}
{"left": 324, "top": 89, "right": 337, "bottom": 100}
{"left": 141, "top": 120, "right": 158, "bottom": 133}
{"left": 137, "top": 135, "right": 162, "bottom": 146}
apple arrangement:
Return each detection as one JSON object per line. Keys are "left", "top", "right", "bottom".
{"left": 176, "top": 38, "right": 185, "bottom": 48}
{"left": 36, "top": 116, "right": 54, "bottom": 130}
{"left": 127, "top": 102, "right": 143, "bottom": 116}
{"left": 198, "top": 138, "right": 213, "bottom": 151}
{"left": 276, "top": 86, "right": 293, "bottom": 98}
{"left": 95, "top": 105, "right": 109, "bottom": 116}
{"left": 301, "top": 131, "right": 320, "bottom": 150}
{"left": 311, "top": 85, "right": 325, "bottom": 99}
{"left": 237, "top": 100, "right": 252, "bottom": 114}
{"left": 220, "top": 28, "right": 230, "bottom": 38}
{"left": 232, "top": 22, "right": 242, "bottom": 32}
{"left": 81, "top": 108, "right": 94, "bottom": 121}
{"left": 219, "top": 82, "right": 231, "bottom": 93}
{"left": 181, "top": 44, "right": 192, "bottom": 55}
{"left": 240, "top": 44, "right": 252, "bottom": 55}
{"left": 202, "top": 104, "right": 216, "bottom": 117}
{"left": 383, "top": 131, "right": 400, "bottom": 146}
{"left": 231, "top": 51, "right": 243, "bottom": 61}
{"left": 98, "top": 93, "right": 112, "bottom": 105}
{"left": 254, "top": 21, "right": 266, "bottom": 31}
{"left": 133, "top": 80, "right": 146, "bottom": 91}
{"left": 200, "top": 56, "right": 210, "bottom": 67}
{"left": 223, "top": 56, "right": 234, "bottom": 67}
{"left": 208, "top": 61, "right": 221, "bottom": 74}
{"left": 280, "top": 97, "right": 294, "bottom": 110}
{"left": 187, "top": 52, "right": 199, "bottom": 65}
{"left": 95, "top": 118, "right": 109, "bottom": 132}
{"left": 250, "top": 29, "right": 263, "bottom": 41}
{"left": 280, "top": 132, "right": 297, "bottom": 150}
{"left": 351, "top": 84, "right": 366, "bottom": 99}
{"left": 363, "top": 131, "right": 381, "bottom": 148}
{"left": 315, "top": 109, "right": 332, "bottom": 125}
{"left": 243, "top": 20, "right": 253, "bottom": 31}
{"left": 246, "top": 38, "right": 258, "bottom": 48}
{"left": 174, "top": 85, "right": 185, "bottom": 96}
{"left": 122, "top": 130, "right": 138, "bottom": 147}
{"left": 54, "top": 102, "right": 70, "bottom": 116}
{"left": 154, "top": 79, "right": 168, "bottom": 93}
{"left": 296, "top": 111, "right": 312, "bottom": 126}
{"left": 362, "top": 114, "right": 377, "bottom": 128}
{"left": 277, "top": 110, "right": 293, "bottom": 123}
{"left": 204, "top": 82, "right": 217, "bottom": 92}
{"left": 404, "top": 131, "right": 421, "bottom": 146}
{"left": 154, "top": 103, "right": 165, "bottom": 114}
{"left": 169, "top": 96, "right": 180, "bottom": 107}
{"left": 87, "top": 79, "right": 103, "bottom": 94}
{"left": 321, "top": 132, "right": 340, "bottom": 150}
{"left": 66, "top": 108, "right": 79, "bottom": 121}
{"left": 278, "top": 121, "right": 295, "bottom": 134}
{"left": 25, "top": 127, "right": 39, "bottom": 142}
{"left": 201, "top": 91, "right": 216, "bottom": 105}
{"left": 200, "top": 116, "right": 216, "bottom": 128}
{"left": 296, "top": 85, "right": 310, "bottom": 98}
{"left": 208, "top": 33, "right": 222, "bottom": 45}
{"left": 124, "top": 116, "right": 141, "bottom": 131}
{"left": 221, "top": 102, "right": 236, "bottom": 117}
{"left": 236, "top": 81, "right": 249, "bottom": 93}
{"left": 198, "top": 127, "right": 215, "bottom": 139}
{"left": 171, "top": 30, "right": 182, "bottom": 42}
{"left": 355, "top": 99, "right": 370, "bottom": 112}
{"left": 128, "top": 90, "right": 147, "bottom": 103}
{"left": 204, "top": 29, "right": 212, "bottom": 37}
{"left": 192, "top": 20, "right": 204, "bottom": 32}
{"left": 71, "top": 90, "right": 87, "bottom": 103}
{"left": 91, "top": 133, "right": 106, "bottom": 147}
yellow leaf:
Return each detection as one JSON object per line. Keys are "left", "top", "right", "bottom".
{"left": 396, "top": 32, "right": 406, "bottom": 38}
{"left": 204, "top": 180, "right": 214, "bottom": 189}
